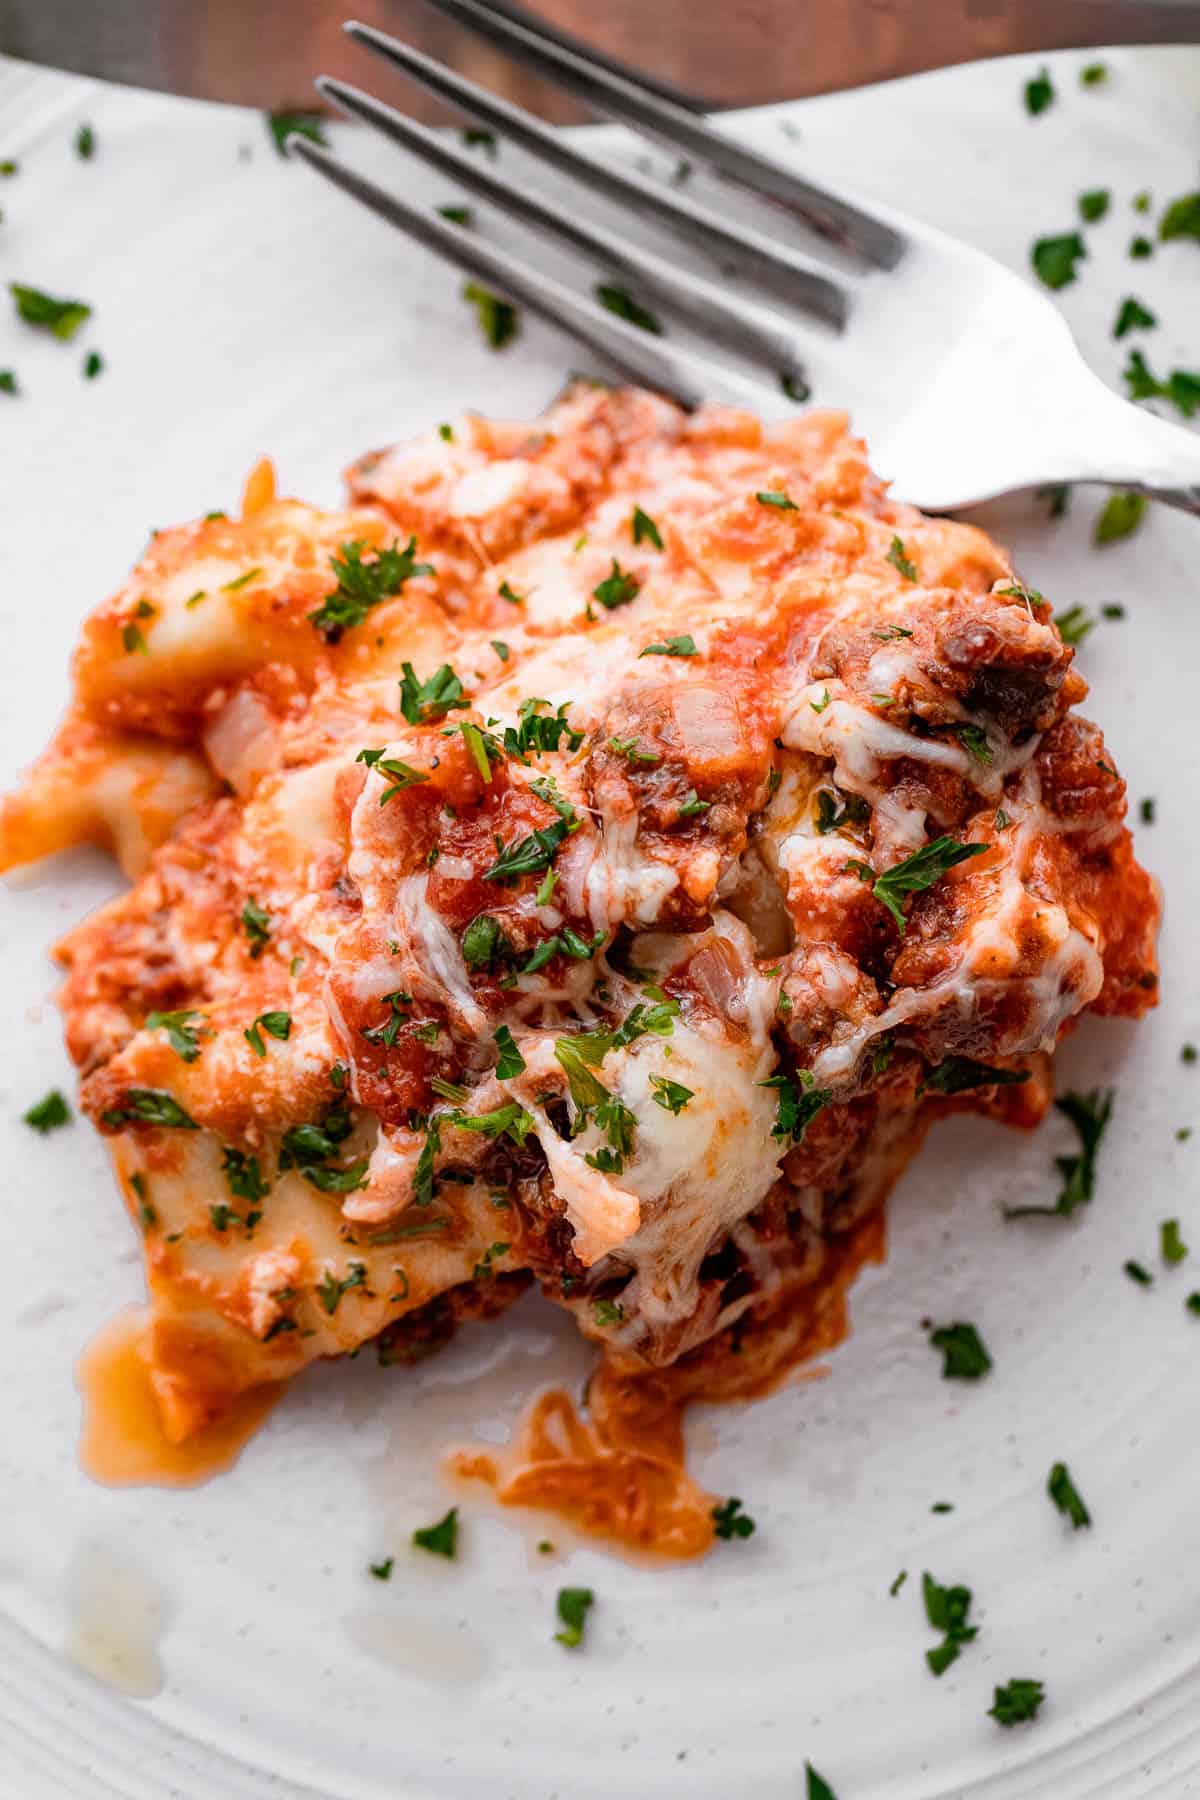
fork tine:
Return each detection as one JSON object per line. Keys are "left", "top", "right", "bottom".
{"left": 460, "top": 0, "right": 715, "bottom": 112}
{"left": 344, "top": 21, "right": 850, "bottom": 329}
{"left": 404, "top": 0, "right": 904, "bottom": 269}
{"left": 286, "top": 134, "right": 777, "bottom": 413}
{"left": 317, "top": 76, "right": 812, "bottom": 391}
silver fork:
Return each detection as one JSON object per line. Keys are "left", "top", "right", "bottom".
{"left": 287, "top": 7, "right": 1200, "bottom": 517}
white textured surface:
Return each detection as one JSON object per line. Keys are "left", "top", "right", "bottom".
{"left": 1, "top": 43, "right": 1199, "bottom": 1800}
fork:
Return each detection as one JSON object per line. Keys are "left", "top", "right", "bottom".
{"left": 287, "top": 6, "right": 1200, "bottom": 516}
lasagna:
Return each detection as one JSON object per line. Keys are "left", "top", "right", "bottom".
{"left": 2, "top": 386, "right": 1158, "bottom": 1537}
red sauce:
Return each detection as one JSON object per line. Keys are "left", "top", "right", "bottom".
{"left": 449, "top": 1210, "right": 887, "bottom": 1559}
{"left": 76, "top": 1307, "right": 281, "bottom": 1488}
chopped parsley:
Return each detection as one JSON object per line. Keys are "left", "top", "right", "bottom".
{"left": 222, "top": 1146, "right": 269, "bottom": 1205}
{"left": 104, "top": 1088, "right": 198, "bottom": 1131}
{"left": 1094, "top": 491, "right": 1145, "bottom": 544}
{"left": 145, "top": 1008, "right": 205, "bottom": 1063}
{"left": 463, "top": 280, "right": 518, "bottom": 349}
{"left": 923, "top": 1571, "right": 978, "bottom": 1675}
{"left": 886, "top": 535, "right": 918, "bottom": 581}
{"left": 756, "top": 490, "right": 797, "bottom": 511}
{"left": 241, "top": 896, "right": 272, "bottom": 958}
{"left": 921, "top": 1056, "right": 1029, "bottom": 1096}
{"left": 462, "top": 914, "right": 512, "bottom": 971}
{"left": 1161, "top": 1218, "right": 1188, "bottom": 1264}
{"left": 1047, "top": 1460, "right": 1091, "bottom": 1529}
{"left": 399, "top": 661, "right": 467, "bottom": 726}
{"left": 592, "top": 558, "right": 640, "bottom": 611}
{"left": 267, "top": 110, "right": 327, "bottom": 154}
{"left": 814, "top": 789, "right": 870, "bottom": 836}
{"left": 23, "top": 1090, "right": 70, "bottom": 1134}
{"left": 871, "top": 836, "right": 987, "bottom": 932}
{"left": 310, "top": 538, "right": 434, "bottom": 641}
{"left": 1124, "top": 1259, "right": 1152, "bottom": 1286}
{"left": 412, "top": 1507, "right": 458, "bottom": 1558}
{"left": 1114, "top": 295, "right": 1156, "bottom": 338}
{"left": 712, "top": 1497, "right": 755, "bottom": 1540}
{"left": 761, "top": 1069, "right": 832, "bottom": 1143}
{"left": 368, "top": 1557, "right": 394, "bottom": 1581}
{"left": 493, "top": 1024, "right": 525, "bottom": 1079}
{"left": 989, "top": 1678, "right": 1045, "bottom": 1726}
{"left": 1031, "top": 232, "right": 1086, "bottom": 290}
{"left": 451, "top": 1103, "right": 534, "bottom": 1147}
{"left": 317, "top": 1262, "right": 367, "bottom": 1314}
{"left": 678, "top": 791, "right": 710, "bottom": 819}
{"left": 889, "top": 1570, "right": 908, "bottom": 1598}
{"left": 1184, "top": 1044, "right": 1198, "bottom": 1065}
{"left": 631, "top": 505, "right": 663, "bottom": 549}
{"left": 554, "top": 1585, "right": 594, "bottom": 1648}
{"left": 1122, "top": 348, "right": 1200, "bottom": 418}
{"left": 491, "top": 640, "right": 510, "bottom": 662}
{"left": 522, "top": 927, "right": 604, "bottom": 972}
{"left": 928, "top": 1321, "right": 992, "bottom": 1380}
{"left": 0, "top": 370, "right": 17, "bottom": 396}
{"left": 1139, "top": 797, "right": 1156, "bottom": 824}
{"left": 957, "top": 723, "right": 993, "bottom": 763}
{"left": 805, "top": 1768, "right": 838, "bottom": 1800}
{"left": 1024, "top": 67, "right": 1055, "bottom": 114}
{"left": 594, "top": 284, "right": 662, "bottom": 334}
{"left": 355, "top": 747, "right": 431, "bottom": 802}
{"left": 1130, "top": 235, "right": 1153, "bottom": 259}
{"left": 610, "top": 735, "right": 661, "bottom": 765}
{"left": 811, "top": 688, "right": 832, "bottom": 714}
{"left": 1037, "top": 482, "right": 1071, "bottom": 518}
{"left": 83, "top": 350, "right": 103, "bottom": 380}
{"left": 639, "top": 634, "right": 697, "bottom": 658}
{"left": 1078, "top": 187, "right": 1110, "bottom": 222}
{"left": 437, "top": 204, "right": 472, "bottom": 226}
{"left": 592, "top": 1298, "right": 624, "bottom": 1326}
{"left": 244, "top": 1009, "right": 292, "bottom": 1057}
{"left": 471, "top": 1240, "right": 511, "bottom": 1280}
{"left": 461, "top": 127, "right": 496, "bottom": 155}
{"left": 1187, "top": 1294, "right": 1200, "bottom": 1317}
{"left": 649, "top": 1074, "right": 693, "bottom": 1115}
{"left": 485, "top": 808, "right": 575, "bottom": 881}
{"left": 1159, "top": 190, "right": 1200, "bottom": 244}
{"left": 781, "top": 370, "right": 811, "bottom": 402}
{"left": 498, "top": 579, "right": 525, "bottom": 607}
{"left": 1080, "top": 61, "right": 1107, "bottom": 85}
{"left": 10, "top": 283, "right": 92, "bottom": 341}
{"left": 1054, "top": 604, "right": 1094, "bottom": 645}
{"left": 501, "top": 697, "right": 583, "bottom": 761}
{"left": 1005, "top": 1088, "right": 1113, "bottom": 1219}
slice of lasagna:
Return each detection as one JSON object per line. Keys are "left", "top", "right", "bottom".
{"left": 2, "top": 385, "right": 1158, "bottom": 1455}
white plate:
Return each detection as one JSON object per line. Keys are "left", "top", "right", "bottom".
{"left": 1, "top": 43, "right": 1199, "bottom": 1800}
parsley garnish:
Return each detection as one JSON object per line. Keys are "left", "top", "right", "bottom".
{"left": 923, "top": 1571, "right": 978, "bottom": 1675}
{"left": 472, "top": 1240, "right": 511, "bottom": 1280}
{"left": 461, "top": 127, "right": 496, "bottom": 155}
{"left": 145, "top": 1008, "right": 205, "bottom": 1063}
{"left": 1124, "top": 1258, "right": 1152, "bottom": 1286}
{"left": 1094, "top": 491, "right": 1145, "bottom": 544}
{"left": 369, "top": 1557, "right": 394, "bottom": 1581}
{"left": 871, "top": 836, "right": 987, "bottom": 931}
{"left": 928, "top": 1321, "right": 992, "bottom": 1379}
{"left": 244, "top": 1009, "right": 291, "bottom": 1057}
{"left": 355, "top": 746, "right": 431, "bottom": 802}
{"left": 317, "top": 1262, "right": 367, "bottom": 1314}
{"left": 267, "top": 110, "right": 327, "bottom": 154}
{"left": 1159, "top": 190, "right": 1200, "bottom": 244}
{"left": 222, "top": 1146, "right": 269, "bottom": 1205}
{"left": 10, "top": 283, "right": 92, "bottom": 341}
{"left": 310, "top": 538, "right": 434, "bottom": 641}
{"left": 811, "top": 687, "right": 832, "bottom": 714}
{"left": 462, "top": 914, "right": 512, "bottom": 971}
{"left": 678, "top": 791, "right": 710, "bottom": 819}
{"left": 921, "top": 1056, "right": 1029, "bottom": 1096}
{"left": 361, "top": 989, "right": 411, "bottom": 1050}
{"left": 23, "top": 1090, "right": 70, "bottom": 1134}
{"left": 1031, "top": 232, "right": 1086, "bottom": 289}
{"left": 712, "top": 1497, "right": 755, "bottom": 1540}
{"left": 1047, "top": 1460, "right": 1091, "bottom": 1529}
{"left": 1130, "top": 234, "right": 1153, "bottom": 259}
{"left": 609, "top": 735, "right": 660, "bottom": 766}
{"left": 451, "top": 1103, "right": 534, "bottom": 1147}
{"left": 592, "top": 559, "right": 639, "bottom": 611}
{"left": 0, "top": 370, "right": 17, "bottom": 396}
{"left": 105, "top": 1088, "right": 198, "bottom": 1130}
{"left": 1140, "top": 797, "right": 1155, "bottom": 824}
{"left": 554, "top": 1586, "right": 594, "bottom": 1648}
{"left": 498, "top": 579, "right": 525, "bottom": 607}
{"left": 756, "top": 489, "right": 797, "bottom": 510}
{"left": 1054, "top": 604, "right": 1094, "bottom": 645}
{"left": 413, "top": 1507, "right": 458, "bottom": 1558}
{"left": 639, "top": 634, "right": 697, "bottom": 657}
{"left": 501, "top": 697, "right": 583, "bottom": 761}
{"left": 1122, "top": 348, "right": 1200, "bottom": 418}
{"left": 1080, "top": 61, "right": 1107, "bottom": 84}
{"left": 594, "top": 284, "right": 662, "bottom": 334}
{"left": 1078, "top": 187, "right": 1110, "bottom": 222}
{"left": 886, "top": 535, "right": 918, "bottom": 581}
{"left": 805, "top": 1768, "right": 838, "bottom": 1800}
{"left": 1038, "top": 482, "right": 1071, "bottom": 518}
{"left": 814, "top": 789, "right": 870, "bottom": 836}
{"left": 463, "top": 280, "right": 518, "bottom": 349}
{"left": 522, "top": 927, "right": 604, "bottom": 972}
{"left": 889, "top": 1570, "right": 908, "bottom": 1598}
{"left": 957, "top": 723, "right": 993, "bottom": 764}
{"left": 1005, "top": 1088, "right": 1112, "bottom": 1218}
{"left": 989, "top": 1678, "right": 1045, "bottom": 1726}
{"left": 631, "top": 505, "right": 663, "bottom": 548}
{"left": 1114, "top": 295, "right": 1156, "bottom": 338}
{"left": 241, "top": 896, "right": 272, "bottom": 958}
{"left": 761, "top": 1069, "right": 831, "bottom": 1142}
{"left": 437, "top": 205, "right": 472, "bottom": 226}
{"left": 592, "top": 1298, "right": 624, "bottom": 1326}
{"left": 1162, "top": 1218, "right": 1188, "bottom": 1264}
{"left": 649, "top": 1074, "right": 693, "bottom": 1115}
{"left": 491, "top": 639, "right": 509, "bottom": 662}
{"left": 398, "top": 661, "right": 467, "bottom": 725}
{"left": 1024, "top": 67, "right": 1054, "bottom": 114}
{"left": 493, "top": 1024, "right": 525, "bottom": 1079}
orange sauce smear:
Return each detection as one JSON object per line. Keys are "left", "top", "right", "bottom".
{"left": 76, "top": 1307, "right": 281, "bottom": 1488}
{"left": 449, "top": 1211, "right": 887, "bottom": 1560}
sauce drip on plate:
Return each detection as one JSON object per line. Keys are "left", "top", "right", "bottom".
{"left": 76, "top": 1306, "right": 281, "bottom": 1487}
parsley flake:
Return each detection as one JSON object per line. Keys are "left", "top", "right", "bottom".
{"left": 592, "top": 558, "right": 640, "bottom": 611}
{"left": 1114, "top": 295, "right": 1156, "bottom": 338}
{"left": 871, "top": 836, "right": 987, "bottom": 931}
{"left": 886, "top": 535, "right": 919, "bottom": 581}
{"left": 1024, "top": 67, "right": 1055, "bottom": 114}
{"left": 10, "top": 283, "right": 92, "bottom": 341}
{"left": 1122, "top": 348, "right": 1200, "bottom": 418}
{"left": 1047, "top": 1460, "right": 1091, "bottom": 1529}
{"left": 1162, "top": 1218, "right": 1188, "bottom": 1264}
{"left": 368, "top": 1557, "right": 394, "bottom": 1581}
{"left": 923, "top": 1571, "right": 978, "bottom": 1675}
{"left": 989, "top": 1678, "right": 1045, "bottom": 1726}
{"left": 1005, "top": 1088, "right": 1112, "bottom": 1219}
{"left": 23, "top": 1090, "right": 70, "bottom": 1134}
{"left": 649, "top": 1074, "right": 693, "bottom": 1115}
{"left": 1031, "top": 232, "right": 1086, "bottom": 289}
{"left": 712, "top": 1497, "right": 755, "bottom": 1540}
{"left": 1159, "top": 190, "right": 1200, "bottom": 244}
{"left": 1054, "top": 604, "right": 1094, "bottom": 646}
{"left": 639, "top": 634, "right": 697, "bottom": 658}
{"left": 240, "top": 896, "right": 272, "bottom": 959}
{"left": 412, "top": 1507, "right": 458, "bottom": 1558}
{"left": 1095, "top": 491, "right": 1146, "bottom": 544}
{"left": 756, "top": 489, "right": 797, "bottom": 510}
{"left": 554, "top": 1585, "right": 594, "bottom": 1648}
{"left": 145, "top": 1008, "right": 205, "bottom": 1063}
{"left": 398, "top": 661, "right": 467, "bottom": 726}
{"left": 244, "top": 1009, "right": 291, "bottom": 1058}
{"left": 463, "top": 280, "right": 518, "bottom": 349}
{"left": 928, "top": 1321, "right": 992, "bottom": 1380}
{"left": 594, "top": 284, "right": 662, "bottom": 334}
{"left": 1078, "top": 188, "right": 1110, "bottom": 223}
{"left": 267, "top": 110, "right": 327, "bottom": 155}
{"left": 631, "top": 505, "right": 663, "bottom": 548}
{"left": 310, "top": 538, "right": 434, "bottom": 641}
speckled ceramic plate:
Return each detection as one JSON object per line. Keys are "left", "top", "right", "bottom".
{"left": 1, "top": 43, "right": 1198, "bottom": 1800}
